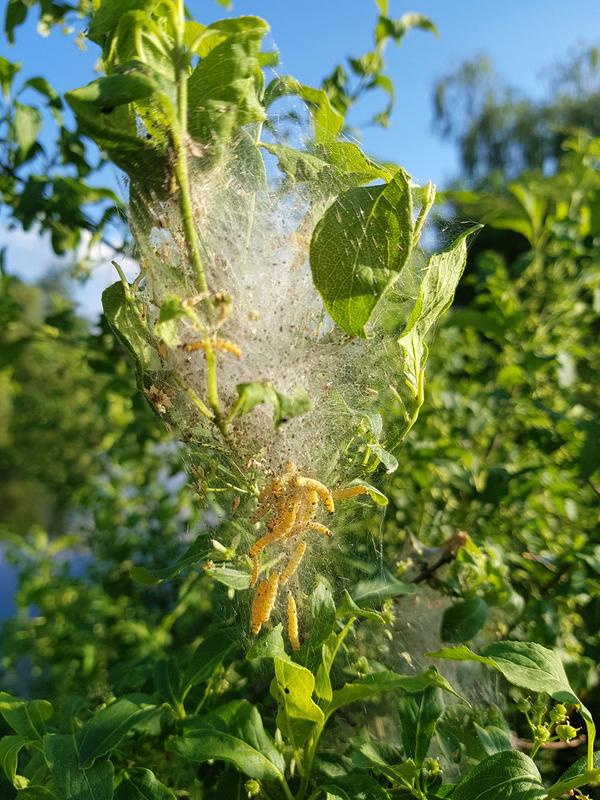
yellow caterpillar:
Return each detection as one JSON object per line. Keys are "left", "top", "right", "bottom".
{"left": 183, "top": 338, "right": 241, "bottom": 358}
{"left": 287, "top": 592, "right": 300, "bottom": 651}
{"left": 333, "top": 485, "right": 370, "bottom": 501}
{"left": 250, "top": 571, "right": 280, "bottom": 635}
{"left": 248, "top": 464, "right": 373, "bottom": 638}
{"left": 281, "top": 540, "right": 307, "bottom": 586}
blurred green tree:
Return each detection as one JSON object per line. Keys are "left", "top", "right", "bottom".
{"left": 433, "top": 47, "right": 600, "bottom": 181}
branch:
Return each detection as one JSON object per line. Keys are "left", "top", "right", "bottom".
{"left": 512, "top": 734, "right": 586, "bottom": 752}
{"left": 413, "top": 531, "right": 469, "bottom": 584}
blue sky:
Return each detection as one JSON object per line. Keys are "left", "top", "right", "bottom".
{"left": 2, "top": 0, "right": 599, "bottom": 312}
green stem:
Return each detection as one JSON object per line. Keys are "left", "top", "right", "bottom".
{"left": 529, "top": 741, "right": 542, "bottom": 760}
{"left": 173, "top": 129, "right": 208, "bottom": 294}
{"left": 584, "top": 718, "right": 596, "bottom": 773}
{"left": 304, "top": 790, "right": 322, "bottom": 800}
{"left": 172, "top": 0, "right": 208, "bottom": 294}
{"left": 111, "top": 259, "right": 129, "bottom": 291}
{"left": 412, "top": 181, "right": 436, "bottom": 248}
{"left": 279, "top": 777, "right": 295, "bottom": 800}
{"left": 173, "top": 375, "right": 214, "bottom": 421}
{"left": 295, "top": 731, "right": 321, "bottom": 800}
{"left": 159, "top": 571, "right": 198, "bottom": 632}
{"left": 204, "top": 343, "right": 220, "bottom": 413}
{"left": 545, "top": 768, "right": 600, "bottom": 799}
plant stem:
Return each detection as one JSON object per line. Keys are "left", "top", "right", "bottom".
{"left": 173, "top": 140, "right": 208, "bottom": 294}
{"left": 172, "top": 0, "right": 208, "bottom": 294}
{"left": 412, "top": 181, "right": 436, "bottom": 248}
{"left": 295, "top": 732, "right": 321, "bottom": 800}
{"left": 173, "top": 375, "right": 214, "bottom": 420}
{"left": 545, "top": 768, "right": 600, "bottom": 798}
{"left": 279, "top": 777, "right": 295, "bottom": 800}
{"left": 204, "top": 342, "right": 220, "bottom": 416}
{"left": 529, "top": 741, "right": 542, "bottom": 760}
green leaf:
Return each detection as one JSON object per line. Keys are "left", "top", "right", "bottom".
{"left": 186, "top": 16, "right": 267, "bottom": 57}
{"left": 205, "top": 564, "right": 251, "bottom": 589}
{"left": 473, "top": 723, "right": 513, "bottom": 756}
{"left": 310, "top": 170, "right": 413, "bottom": 336}
{"left": 88, "top": 0, "right": 159, "bottom": 44}
{"left": 264, "top": 77, "right": 344, "bottom": 144}
{"left": 65, "top": 69, "right": 159, "bottom": 151}
{"left": 153, "top": 659, "right": 183, "bottom": 710}
{"left": 0, "top": 693, "right": 53, "bottom": 740}
{"left": 24, "top": 78, "right": 62, "bottom": 110}
{"left": 16, "top": 787, "right": 58, "bottom": 799}
{"left": 274, "top": 387, "right": 311, "bottom": 426}
{"left": 101, "top": 281, "right": 157, "bottom": 378}
{"left": 351, "top": 574, "right": 415, "bottom": 604}
{"left": 452, "top": 751, "right": 546, "bottom": 800}
{"left": 322, "top": 774, "right": 392, "bottom": 799}
{"left": 440, "top": 598, "right": 488, "bottom": 643}
{"left": 246, "top": 624, "right": 291, "bottom": 663}
{"left": 183, "top": 630, "right": 238, "bottom": 695}
{"left": 337, "top": 590, "right": 385, "bottom": 624}
{"left": 13, "top": 103, "right": 42, "bottom": 159}
{"left": 401, "top": 226, "right": 481, "bottom": 342}
{"left": 327, "top": 666, "right": 460, "bottom": 716}
{"left": 233, "top": 129, "right": 267, "bottom": 193}
{"left": 263, "top": 144, "right": 333, "bottom": 184}
{"left": 376, "top": 12, "right": 438, "bottom": 45}
{"left": 429, "top": 641, "right": 595, "bottom": 754}
{"left": 78, "top": 699, "right": 159, "bottom": 768}
{"left": 351, "top": 730, "right": 403, "bottom": 776}
{"left": 0, "top": 735, "right": 33, "bottom": 789}
{"left": 0, "top": 55, "right": 21, "bottom": 98}
{"left": 397, "top": 687, "right": 444, "bottom": 765}
{"left": 130, "top": 533, "right": 212, "bottom": 584}
{"left": 556, "top": 750, "right": 600, "bottom": 782}
{"left": 368, "top": 444, "right": 398, "bottom": 473}
{"left": 114, "top": 769, "right": 175, "bottom": 800}
{"left": 173, "top": 700, "right": 285, "bottom": 782}
{"left": 302, "top": 582, "right": 337, "bottom": 686}
{"left": 231, "top": 382, "right": 311, "bottom": 427}
{"left": 44, "top": 734, "right": 114, "bottom": 800}
{"left": 318, "top": 141, "right": 391, "bottom": 181}
{"left": 5, "top": 1, "right": 28, "bottom": 44}
{"left": 187, "top": 22, "right": 267, "bottom": 157}
{"left": 342, "top": 480, "right": 388, "bottom": 506}
{"left": 154, "top": 296, "right": 191, "bottom": 348}
{"left": 579, "top": 419, "right": 600, "bottom": 479}
{"left": 270, "top": 657, "right": 324, "bottom": 746}
{"left": 307, "top": 582, "right": 337, "bottom": 653}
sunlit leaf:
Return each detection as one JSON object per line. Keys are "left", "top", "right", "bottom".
{"left": 0, "top": 693, "right": 53, "bottom": 740}
{"left": 310, "top": 170, "right": 413, "bottom": 336}
{"left": 173, "top": 700, "right": 285, "bottom": 782}
{"left": 78, "top": 698, "right": 159, "bottom": 768}
{"left": 452, "top": 751, "right": 546, "bottom": 800}
{"left": 270, "top": 657, "right": 324, "bottom": 746}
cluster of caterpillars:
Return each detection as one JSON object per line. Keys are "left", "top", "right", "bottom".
{"left": 248, "top": 461, "right": 368, "bottom": 649}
